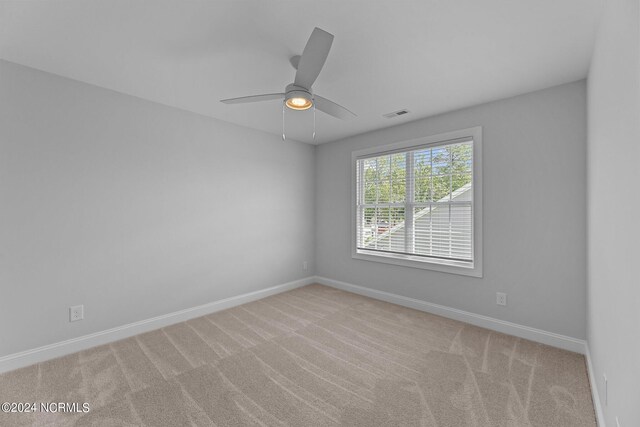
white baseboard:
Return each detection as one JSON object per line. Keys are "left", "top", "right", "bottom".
{"left": 314, "top": 276, "right": 587, "bottom": 354}
{"left": 0, "top": 276, "right": 315, "bottom": 374}
{"left": 585, "top": 346, "right": 606, "bottom": 426}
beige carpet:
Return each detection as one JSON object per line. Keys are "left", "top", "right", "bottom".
{"left": 0, "top": 284, "right": 596, "bottom": 426}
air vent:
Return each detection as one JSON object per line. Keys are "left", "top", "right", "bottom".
{"left": 383, "top": 109, "right": 410, "bottom": 119}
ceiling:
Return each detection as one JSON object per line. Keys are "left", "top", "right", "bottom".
{"left": 0, "top": 0, "right": 602, "bottom": 144}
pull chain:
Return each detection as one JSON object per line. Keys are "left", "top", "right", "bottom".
{"left": 282, "top": 101, "right": 286, "bottom": 140}
{"left": 282, "top": 99, "right": 316, "bottom": 141}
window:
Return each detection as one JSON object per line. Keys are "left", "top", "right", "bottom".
{"left": 352, "top": 127, "right": 482, "bottom": 277}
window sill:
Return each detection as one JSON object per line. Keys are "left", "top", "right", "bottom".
{"left": 352, "top": 249, "right": 483, "bottom": 278}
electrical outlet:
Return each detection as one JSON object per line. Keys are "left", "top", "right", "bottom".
{"left": 303, "top": 261, "right": 308, "bottom": 271}
{"left": 496, "top": 292, "right": 507, "bottom": 306}
{"left": 603, "top": 374, "right": 608, "bottom": 406}
{"left": 70, "top": 305, "right": 84, "bottom": 322}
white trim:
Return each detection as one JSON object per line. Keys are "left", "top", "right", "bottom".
{"left": 351, "top": 126, "right": 483, "bottom": 278}
{"left": 585, "top": 345, "right": 606, "bottom": 426}
{"left": 0, "top": 276, "right": 315, "bottom": 374}
{"left": 351, "top": 251, "right": 479, "bottom": 276}
{"left": 314, "top": 275, "right": 586, "bottom": 354}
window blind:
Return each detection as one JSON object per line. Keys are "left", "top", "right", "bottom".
{"left": 356, "top": 138, "right": 474, "bottom": 264}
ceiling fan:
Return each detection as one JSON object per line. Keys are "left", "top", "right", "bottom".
{"left": 220, "top": 27, "right": 356, "bottom": 121}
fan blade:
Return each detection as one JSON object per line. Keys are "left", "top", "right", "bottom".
{"left": 314, "top": 95, "right": 356, "bottom": 120}
{"left": 220, "top": 93, "right": 284, "bottom": 104}
{"left": 294, "top": 28, "right": 334, "bottom": 89}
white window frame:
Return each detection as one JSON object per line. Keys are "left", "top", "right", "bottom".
{"left": 351, "top": 127, "right": 483, "bottom": 277}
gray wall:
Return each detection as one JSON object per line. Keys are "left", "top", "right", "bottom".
{"left": 316, "top": 81, "right": 587, "bottom": 339}
{"left": 0, "top": 60, "right": 315, "bottom": 357}
{"left": 587, "top": 0, "right": 640, "bottom": 425}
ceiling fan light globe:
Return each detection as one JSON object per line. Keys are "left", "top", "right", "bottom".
{"left": 286, "top": 97, "right": 313, "bottom": 110}
{"left": 284, "top": 88, "right": 313, "bottom": 110}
